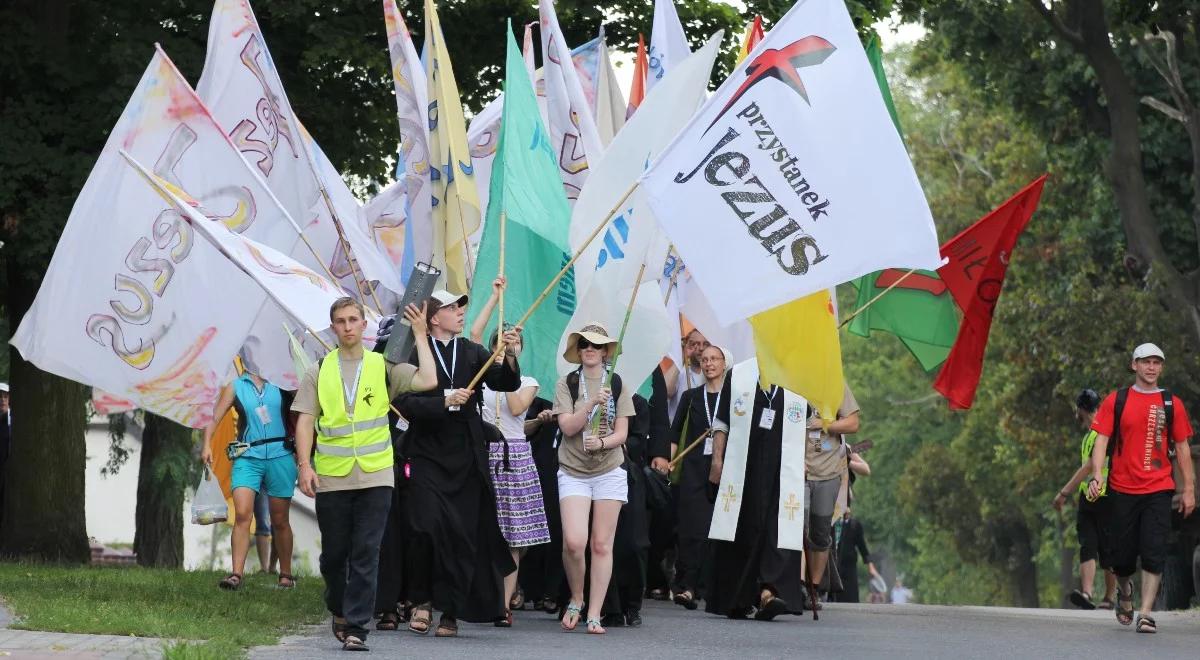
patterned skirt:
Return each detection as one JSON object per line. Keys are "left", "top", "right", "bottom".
{"left": 488, "top": 438, "right": 552, "bottom": 548}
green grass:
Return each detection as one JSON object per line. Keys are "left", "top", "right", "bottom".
{"left": 0, "top": 563, "right": 327, "bottom": 658}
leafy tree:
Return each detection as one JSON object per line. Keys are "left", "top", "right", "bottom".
{"left": 0, "top": 0, "right": 762, "bottom": 561}
{"left": 897, "top": 0, "right": 1200, "bottom": 346}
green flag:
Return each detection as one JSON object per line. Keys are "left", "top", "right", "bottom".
{"left": 848, "top": 38, "right": 959, "bottom": 372}
{"left": 467, "top": 23, "right": 574, "bottom": 392}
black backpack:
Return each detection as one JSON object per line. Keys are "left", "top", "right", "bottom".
{"left": 1107, "top": 387, "right": 1174, "bottom": 456}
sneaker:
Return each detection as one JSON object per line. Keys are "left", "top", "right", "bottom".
{"left": 624, "top": 610, "right": 642, "bottom": 627}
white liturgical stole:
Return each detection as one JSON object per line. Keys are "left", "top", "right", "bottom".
{"left": 709, "top": 359, "right": 807, "bottom": 550}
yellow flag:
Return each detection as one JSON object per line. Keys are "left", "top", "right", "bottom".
{"left": 749, "top": 289, "right": 844, "bottom": 424}
{"left": 735, "top": 15, "right": 765, "bottom": 65}
{"left": 424, "top": 0, "right": 481, "bottom": 294}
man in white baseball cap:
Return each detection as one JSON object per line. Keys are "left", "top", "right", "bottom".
{"left": 1085, "top": 341, "right": 1194, "bottom": 634}
{"left": 1131, "top": 343, "right": 1165, "bottom": 361}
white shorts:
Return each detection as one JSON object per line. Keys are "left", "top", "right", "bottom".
{"left": 557, "top": 467, "right": 628, "bottom": 503}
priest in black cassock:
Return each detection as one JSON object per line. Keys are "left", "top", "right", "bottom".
{"left": 395, "top": 290, "right": 522, "bottom": 637}
{"left": 668, "top": 345, "right": 729, "bottom": 610}
{"left": 704, "top": 369, "right": 805, "bottom": 621}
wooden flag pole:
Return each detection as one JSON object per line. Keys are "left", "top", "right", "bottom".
{"left": 463, "top": 181, "right": 641, "bottom": 391}
{"left": 667, "top": 427, "right": 715, "bottom": 471}
{"left": 454, "top": 202, "right": 477, "bottom": 293}
{"left": 837, "top": 267, "right": 918, "bottom": 329}
{"left": 589, "top": 261, "right": 648, "bottom": 436}
{"left": 510, "top": 181, "right": 639, "bottom": 330}
{"left": 498, "top": 211, "right": 507, "bottom": 332}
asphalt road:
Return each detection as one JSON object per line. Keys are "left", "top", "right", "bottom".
{"left": 250, "top": 599, "right": 1200, "bottom": 659}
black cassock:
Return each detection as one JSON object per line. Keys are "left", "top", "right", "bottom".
{"left": 517, "top": 396, "right": 564, "bottom": 605}
{"left": 832, "top": 516, "right": 871, "bottom": 603}
{"left": 396, "top": 336, "right": 520, "bottom": 621}
{"left": 704, "top": 385, "right": 805, "bottom": 616}
{"left": 669, "top": 385, "right": 719, "bottom": 596}
{"left": 604, "top": 393, "right": 654, "bottom": 618}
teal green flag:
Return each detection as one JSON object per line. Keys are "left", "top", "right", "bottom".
{"left": 849, "top": 37, "right": 959, "bottom": 372}
{"left": 468, "top": 22, "right": 574, "bottom": 393}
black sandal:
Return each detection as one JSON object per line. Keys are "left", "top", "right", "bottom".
{"left": 673, "top": 590, "right": 698, "bottom": 610}
{"left": 276, "top": 573, "right": 296, "bottom": 590}
{"left": 755, "top": 595, "right": 788, "bottom": 621}
{"left": 1135, "top": 614, "right": 1157, "bottom": 633}
{"left": 342, "top": 635, "right": 369, "bottom": 651}
{"left": 1069, "top": 589, "right": 1095, "bottom": 610}
{"left": 435, "top": 614, "right": 458, "bottom": 637}
{"left": 376, "top": 611, "right": 401, "bottom": 631}
{"left": 332, "top": 617, "right": 349, "bottom": 642}
{"left": 218, "top": 573, "right": 243, "bottom": 590}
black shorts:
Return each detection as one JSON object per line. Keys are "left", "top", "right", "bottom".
{"left": 1076, "top": 492, "right": 1112, "bottom": 567}
{"left": 1106, "top": 488, "right": 1173, "bottom": 577}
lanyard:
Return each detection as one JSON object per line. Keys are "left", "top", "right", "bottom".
{"left": 246, "top": 376, "right": 267, "bottom": 406}
{"left": 432, "top": 336, "right": 457, "bottom": 387}
{"left": 762, "top": 385, "right": 779, "bottom": 407}
{"left": 339, "top": 359, "right": 364, "bottom": 415}
{"left": 579, "top": 371, "right": 613, "bottom": 427}
{"left": 703, "top": 385, "right": 722, "bottom": 427}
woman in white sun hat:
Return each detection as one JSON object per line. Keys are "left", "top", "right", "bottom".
{"left": 553, "top": 322, "right": 634, "bottom": 635}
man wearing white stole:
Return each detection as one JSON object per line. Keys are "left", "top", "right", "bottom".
{"left": 705, "top": 357, "right": 807, "bottom": 621}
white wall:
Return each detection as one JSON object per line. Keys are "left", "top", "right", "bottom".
{"left": 84, "top": 417, "right": 321, "bottom": 573}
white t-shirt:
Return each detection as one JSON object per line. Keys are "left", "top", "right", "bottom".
{"left": 482, "top": 377, "right": 539, "bottom": 439}
{"left": 891, "top": 586, "right": 913, "bottom": 604}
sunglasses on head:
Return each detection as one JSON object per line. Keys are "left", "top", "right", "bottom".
{"left": 578, "top": 339, "right": 604, "bottom": 350}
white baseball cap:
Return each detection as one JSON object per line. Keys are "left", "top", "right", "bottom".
{"left": 0, "top": 382, "right": 8, "bottom": 393}
{"left": 1132, "top": 343, "right": 1165, "bottom": 361}
{"left": 430, "top": 290, "right": 468, "bottom": 308}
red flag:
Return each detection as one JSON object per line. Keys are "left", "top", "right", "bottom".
{"left": 627, "top": 33, "right": 648, "bottom": 118}
{"left": 934, "top": 175, "right": 1047, "bottom": 409}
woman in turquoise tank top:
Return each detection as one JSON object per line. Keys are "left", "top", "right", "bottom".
{"left": 202, "top": 364, "right": 298, "bottom": 591}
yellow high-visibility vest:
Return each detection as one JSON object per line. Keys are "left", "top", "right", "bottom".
{"left": 314, "top": 349, "right": 392, "bottom": 476}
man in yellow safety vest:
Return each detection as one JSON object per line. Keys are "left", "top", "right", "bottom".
{"left": 293, "top": 297, "right": 439, "bottom": 652}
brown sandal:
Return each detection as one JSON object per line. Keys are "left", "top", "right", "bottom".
{"left": 408, "top": 603, "right": 432, "bottom": 635}
{"left": 218, "top": 573, "right": 242, "bottom": 590}
{"left": 276, "top": 573, "right": 296, "bottom": 590}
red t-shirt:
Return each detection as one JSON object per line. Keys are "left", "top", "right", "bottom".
{"left": 1091, "top": 388, "right": 1193, "bottom": 495}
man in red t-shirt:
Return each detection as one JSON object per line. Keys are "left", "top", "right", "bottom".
{"left": 1087, "top": 343, "right": 1194, "bottom": 634}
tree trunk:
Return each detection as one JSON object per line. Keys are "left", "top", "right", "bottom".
{"left": 0, "top": 215, "right": 90, "bottom": 562}
{"left": 133, "top": 413, "right": 191, "bottom": 568}
{"left": 0, "top": 349, "right": 90, "bottom": 562}
{"left": 1057, "top": 514, "right": 1075, "bottom": 607}
{"left": 1009, "top": 522, "right": 1040, "bottom": 608}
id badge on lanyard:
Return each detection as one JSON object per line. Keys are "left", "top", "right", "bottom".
{"left": 759, "top": 386, "right": 778, "bottom": 430}
{"left": 254, "top": 405, "right": 272, "bottom": 425}
{"left": 759, "top": 409, "right": 777, "bottom": 430}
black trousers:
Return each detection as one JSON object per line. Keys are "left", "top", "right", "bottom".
{"left": 672, "top": 536, "right": 707, "bottom": 596}
{"left": 316, "top": 486, "right": 393, "bottom": 640}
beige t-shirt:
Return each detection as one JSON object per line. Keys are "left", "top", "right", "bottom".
{"left": 291, "top": 352, "right": 418, "bottom": 493}
{"left": 553, "top": 373, "right": 635, "bottom": 478}
{"left": 806, "top": 384, "right": 860, "bottom": 482}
